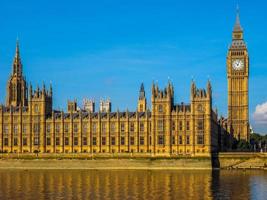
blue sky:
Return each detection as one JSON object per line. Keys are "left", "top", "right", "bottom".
{"left": 0, "top": 0, "right": 266, "bottom": 133}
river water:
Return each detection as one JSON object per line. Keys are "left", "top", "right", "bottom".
{"left": 0, "top": 170, "right": 266, "bottom": 200}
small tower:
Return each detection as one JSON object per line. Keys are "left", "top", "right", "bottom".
{"left": 137, "top": 83, "right": 147, "bottom": 112}
{"left": 67, "top": 100, "right": 77, "bottom": 113}
{"left": 6, "top": 40, "right": 28, "bottom": 107}
{"left": 83, "top": 98, "right": 95, "bottom": 112}
{"left": 100, "top": 98, "right": 111, "bottom": 112}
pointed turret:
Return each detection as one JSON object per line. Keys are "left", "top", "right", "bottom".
{"left": 232, "top": 6, "right": 244, "bottom": 40}
{"left": 233, "top": 6, "right": 243, "bottom": 33}
{"left": 190, "top": 80, "right": 196, "bottom": 99}
{"left": 6, "top": 40, "right": 28, "bottom": 107}
{"left": 207, "top": 79, "right": 212, "bottom": 96}
{"left": 139, "top": 83, "right": 145, "bottom": 100}
{"left": 138, "top": 83, "right": 147, "bottom": 112}
{"left": 49, "top": 82, "right": 53, "bottom": 97}
{"left": 13, "top": 39, "right": 23, "bottom": 76}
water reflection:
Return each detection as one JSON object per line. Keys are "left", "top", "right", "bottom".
{"left": 0, "top": 169, "right": 266, "bottom": 200}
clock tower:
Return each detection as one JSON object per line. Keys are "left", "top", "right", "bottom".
{"left": 227, "top": 9, "right": 249, "bottom": 141}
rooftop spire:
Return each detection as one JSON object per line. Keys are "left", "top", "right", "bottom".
{"left": 139, "top": 83, "right": 145, "bottom": 100}
{"left": 233, "top": 5, "right": 243, "bottom": 32}
{"left": 13, "top": 39, "right": 22, "bottom": 76}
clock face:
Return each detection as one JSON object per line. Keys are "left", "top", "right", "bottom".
{"left": 232, "top": 59, "right": 244, "bottom": 70}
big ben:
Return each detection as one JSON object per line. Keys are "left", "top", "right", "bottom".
{"left": 227, "top": 9, "right": 249, "bottom": 141}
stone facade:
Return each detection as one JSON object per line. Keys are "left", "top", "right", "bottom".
{"left": 0, "top": 11, "right": 250, "bottom": 155}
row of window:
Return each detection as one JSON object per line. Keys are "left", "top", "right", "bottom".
{"left": 2, "top": 120, "right": 204, "bottom": 135}
{"left": 2, "top": 135, "right": 205, "bottom": 147}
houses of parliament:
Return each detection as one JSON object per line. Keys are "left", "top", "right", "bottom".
{"left": 0, "top": 11, "right": 249, "bottom": 156}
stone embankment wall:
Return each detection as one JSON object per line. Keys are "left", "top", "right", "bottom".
{"left": 218, "top": 153, "right": 267, "bottom": 169}
{"left": 0, "top": 153, "right": 266, "bottom": 170}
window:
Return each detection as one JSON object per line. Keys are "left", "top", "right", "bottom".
{"left": 34, "top": 123, "right": 40, "bottom": 133}
{"left": 102, "top": 137, "right": 106, "bottom": 145}
{"left": 140, "top": 122, "right": 144, "bottom": 132}
{"left": 4, "top": 138, "right": 8, "bottom": 146}
{"left": 34, "top": 104, "right": 39, "bottom": 113}
{"left": 157, "top": 120, "right": 164, "bottom": 131}
{"left": 172, "top": 121, "right": 176, "bottom": 131}
{"left": 72, "top": 137, "right": 77, "bottom": 146}
{"left": 197, "top": 135, "right": 204, "bottom": 145}
{"left": 186, "top": 135, "right": 190, "bottom": 145}
{"left": 197, "top": 120, "right": 204, "bottom": 130}
{"left": 23, "top": 138, "right": 27, "bottom": 146}
{"left": 158, "top": 104, "right": 163, "bottom": 112}
{"left": 82, "top": 124, "right": 87, "bottom": 135}
{"left": 83, "top": 137, "right": 87, "bottom": 145}
{"left": 92, "top": 137, "right": 97, "bottom": 146}
{"left": 111, "top": 137, "right": 116, "bottom": 145}
{"left": 56, "top": 137, "right": 60, "bottom": 146}
{"left": 34, "top": 137, "right": 39, "bottom": 145}
{"left": 92, "top": 123, "right": 97, "bottom": 133}
{"left": 130, "top": 137, "right": 134, "bottom": 145}
{"left": 4, "top": 125, "right": 8, "bottom": 135}
{"left": 121, "top": 137, "right": 125, "bottom": 145}
{"left": 172, "top": 136, "right": 175, "bottom": 145}
{"left": 46, "top": 137, "right": 51, "bottom": 146}
{"left": 102, "top": 123, "right": 106, "bottom": 134}
{"left": 46, "top": 124, "right": 51, "bottom": 133}
{"left": 179, "top": 136, "right": 183, "bottom": 145}
{"left": 74, "top": 123, "right": 78, "bottom": 133}
{"left": 158, "top": 135, "right": 164, "bottom": 145}
{"left": 22, "top": 124, "right": 27, "bottom": 134}
{"left": 186, "top": 121, "right": 190, "bottom": 131}
{"left": 140, "top": 136, "right": 144, "bottom": 145}
{"left": 64, "top": 124, "right": 69, "bottom": 133}
{"left": 130, "top": 123, "right": 135, "bottom": 132}
{"left": 179, "top": 121, "right": 183, "bottom": 131}
{"left": 13, "top": 125, "right": 18, "bottom": 136}
{"left": 197, "top": 104, "right": 203, "bottom": 112}
{"left": 111, "top": 123, "right": 116, "bottom": 133}
{"left": 65, "top": 137, "right": 69, "bottom": 145}
{"left": 120, "top": 123, "right": 125, "bottom": 133}
{"left": 56, "top": 124, "right": 60, "bottom": 133}
{"left": 13, "top": 138, "right": 18, "bottom": 146}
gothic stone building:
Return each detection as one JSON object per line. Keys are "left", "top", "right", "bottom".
{"left": 0, "top": 12, "right": 249, "bottom": 155}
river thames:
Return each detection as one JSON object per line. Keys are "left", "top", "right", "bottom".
{"left": 0, "top": 170, "right": 266, "bottom": 200}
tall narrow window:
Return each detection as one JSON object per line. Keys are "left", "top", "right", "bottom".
{"left": 130, "top": 123, "right": 135, "bottom": 132}
{"left": 120, "top": 137, "right": 125, "bottom": 145}
{"left": 186, "top": 121, "right": 190, "bottom": 131}
{"left": 130, "top": 137, "right": 135, "bottom": 145}
{"left": 83, "top": 137, "right": 87, "bottom": 145}
{"left": 140, "top": 136, "right": 144, "bottom": 145}
{"left": 179, "top": 135, "right": 183, "bottom": 145}
{"left": 172, "top": 121, "right": 176, "bottom": 131}
{"left": 157, "top": 120, "right": 164, "bottom": 131}
{"left": 102, "top": 137, "right": 106, "bottom": 145}
{"left": 111, "top": 137, "right": 116, "bottom": 145}
{"left": 120, "top": 123, "right": 125, "bottom": 133}
{"left": 172, "top": 136, "right": 175, "bottom": 145}
{"left": 140, "top": 122, "right": 144, "bottom": 132}
{"left": 186, "top": 135, "right": 190, "bottom": 145}
{"left": 74, "top": 137, "right": 78, "bottom": 146}
{"left": 197, "top": 135, "right": 204, "bottom": 145}
{"left": 158, "top": 135, "right": 164, "bottom": 145}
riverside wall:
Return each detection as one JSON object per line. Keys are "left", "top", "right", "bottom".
{"left": 0, "top": 153, "right": 266, "bottom": 170}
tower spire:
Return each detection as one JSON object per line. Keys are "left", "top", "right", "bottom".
{"left": 233, "top": 5, "right": 243, "bottom": 33}
{"left": 13, "top": 39, "right": 22, "bottom": 76}
{"left": 139, "top": 83, "right": 145, "bottom": 100}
